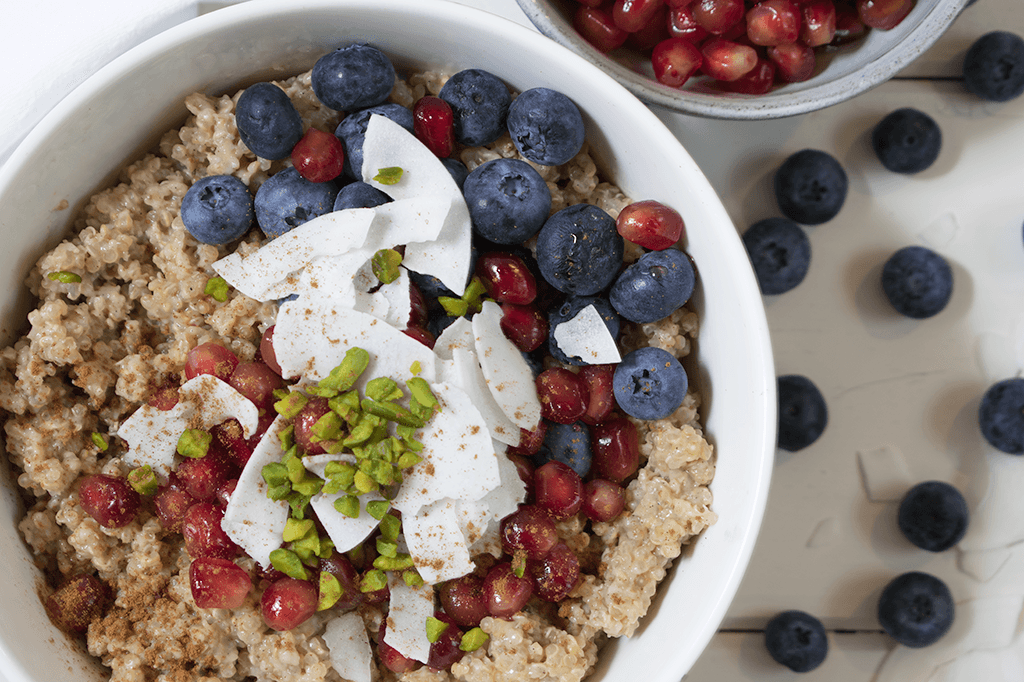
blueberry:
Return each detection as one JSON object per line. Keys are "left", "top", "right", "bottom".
{"left": 254, "top": 167, "right": 339, "bottom": 239}
{"left": 613, "top": 347, "right": 688, "bottom": 421}
{"left": 881, "top": 246, "right": 953, "bottom": 319}
{"left": 333, "top": 181, "right": 392, "bottom": 211}
{"left": 764, "top": 610, "right": 828, "bottom": 673}
{"left": 978, "top": 378, "right": 1024, "bottom": 454}
{"left": 235, "top": 83, "right": 303, "bottom": 160}
{"left": 548, "top": 296, "right": 620, "bottom": 365}
{"left": 441, "top": 158, "right": 470, "bottom": 191}
{"left": 898, "top": 481, "right": 969, "bottom": 552}
{"left": 540, "top": 422, "right": 593, "bottom": 477}
{"left": 506, "top": 88, "right": 585, "bottom": 166}
{"left": 438, "top": 69, "right": 512, "bottom": 147}
{"left": 741, "top": 217, "right": 810, "bottom": 295}
{"left": 774, "top": 149, "right": 848, "bottom": 225}
{"left": 463, "top": 158, "right": 552, "bottom": 244}
{"left": 427, "top": 313, "right": 459, "bottom": 338}
{"left": 335, "top": 103, "right": 415, "bottom": 180}
{"left": 311, "top": 43, "right": 396, "bottom": 111}
{"left": 536, "top": 203, "right": 623, "bottom": 296}
{"left": 521, "top": 350, "right": 544, "bottom": 378}
{"left": 408, "top": 271, "right": 456, "bottom": 303}
{"left": 609, "top": 249, "right": 695, "bottom": 324}
{"left": 963, "top": 31, "right": 1024, "bottom": 102}
{"left": 777, "top": 374, "right": 827, "bottom": 451}
{"left": 872, "top": 108, "right": 942, "bottom": 174}
{"left": 180, "top": 175, "right": 254, "bottom": 245}
{"left": 877, "top": 572, "right": 954, "bottom": 648}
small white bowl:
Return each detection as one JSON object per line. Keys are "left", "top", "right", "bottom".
{"left": 515, "top": 0, "right": 968, "bottom": 119}
{"left": 0, "top": 1, "right": 775, "bottom": 680}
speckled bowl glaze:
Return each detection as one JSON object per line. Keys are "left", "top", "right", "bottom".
{"left": 0, "top": 1, "right": 774, "bottom": 680}
{"left": 515, "top": 0, "right": 968, "bottom": 119}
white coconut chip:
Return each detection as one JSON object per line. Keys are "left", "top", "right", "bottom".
{"left": 433, "top": 316, "right": 475, "bottom": 361}
{"left": 323, "top": 612, "right": 373, "bottom": 682}
{"left": 376, "top": 268, "right": 413, "bottom": 330}
{"left": 457, "top": 443, "right": 527, "bottom": 556}
{"left": 552, "top": 304, "right": 622, "bottom": 364}
{"left": 450, "top": 347, "right": 520, "bottom": 445}
{"left": 472, "top": 301, "right": 542, "bottom": 430}
{"left": 362, "top": 115, "right": 472, "bottom": 296}
{"left": 361, "top": 196, "right": 451, "bottom": 254}
{"left": 384, "top": 575, "right": 436, "bottom": 663}
{"left": 303, "top": 453, "right": 385, "bottom": 553}
{"left": 403, "top": 499, "right": 475, "bottom": 584}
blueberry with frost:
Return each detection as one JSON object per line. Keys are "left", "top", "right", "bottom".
{"left": 506, "top": 88, "right": 585, "bottom": 166}
{"left": 539, "top": 422, "right": 593, "bottom": 477}
{"left": 881, "top": 246, "right": 953, "bottom": 319}
{"left": 536, "top": 203, "right": 623, "bottom": 296}
{"left": 254, "top": 168, "right": 339, "bottom": 239}
{"left": 872, "top": 108, "right": 942, "bottom": 174}
{"left": 612, "top": 347, "right": 688, "bottom": 421}
{"left": 333, "top": 182, "right": 392, "bottom": 211}
{"left": 464, "top": 158, "right": 551, "bottom": 244}
{"left": 235, "top": 83, "right": 303, "bottom": 160}
{"left": 877, "top": 571, "right": 954, "bottom": 648}
{"left": 609, "top": 248, "right": 695, "bottom": 324}
{"left": 963, "top": 31, "right": 1024, "bottom": 102}
{"left": 181, "top": 175, "right": 254, "bottom": 245}
{"left": 438, "top": 69, "right": 512, "bottom": 146}
{"left": 978, "top": 377, "right": 1024, "bottom": 454}
{"left": 311, "top": 43, "right": 396, "bottom": 111}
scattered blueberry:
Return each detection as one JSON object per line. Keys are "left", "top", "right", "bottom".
{"left": 235, "top": 82, "right": 303, "bottom": 160}
{"left": 742, "top": 217, "right": 811, "bottom": 295}
{"left": 978, "top": 378, "right": 1024, "bottom": 454}
{"left": 548, "top": 296, "right": 620, "bottom": 365}
{"left": 408, "top": 271, "right": 457, "bottom": 303}
{"left": 540, "top": 422, "right": 593, "bottom": 477}
{"left": 180, "top": 175, "right": 254, "bottom": 245}
{"left": 536, "top": 203, "right": 623, "bottom": 296}
{"left": 881, "top": 246, "right": 953, "bottom": 319}
{"left": 441, "top": 157, "right": 470, "bottom": 191}
{"left": 427, "top": 314, "right": 459, "bottom": 339}
{"left": 613, "top": 347, "right": 688, "bottom": 421}
{"left": 764, "top": 610, "right": 828, "bottom": 673}
{"left": 609, "top": 249, "right": 695, "bottom": 324}
{"left": 438, "top": 69, "right": 512, "bottom": 146}
{"left": 877, "top": 571, "right": 954, "bottom": 648}
{"left": 963, "top": 31, "right": 1024, "bottom": 102}
{"left": 872, "top": 108, "right": 942, "bottom": 174}
{"left": 333, "top": 182, "right": 392, "bottom": 211}
{"left": 335, "top": 103, "right": 415, "bottom": 180}
{"left": 506, "top": 88, "right": 585, "bottom": 166}
{"left": 463, "top": 158, "right": 552, "bottom": 244}
{"left": 311, "top": 43, "right": 396, "bottom": 111}
{"left": 254, "top": 167, "right": 338, "bottom": 239}
{"left": 898, "top": 481, "right": 969, "bottom": 552}
{"left": 774, "top": 149, "right": 848, "bottom": 225}
{"left": 777, "top": 374, "right": 827, "bottom": 452}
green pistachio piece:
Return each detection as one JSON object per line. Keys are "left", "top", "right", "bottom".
{"left": 318, "top": 572, "right": 343, "bottom": 611}
{"left": 204, "top": 276, "right": 229, "bottom": 302}
{"left": 267, "top": 483, "right": 292, "bottom": 501}
{"left": 360, "top": 399, "right": 424, "bottom": 428}
{"left": 438, "top": 296, "right": 469, "bottom": 317}
{"left": 373, "top": 554, "right": 414, "bottom": 571}
{"left": 426, "top": 616, "right": 450, "bottom": 644}
{"left": 365, "top": 376, "right": 403, "bottom": 402}
{"left": 365, "top": 500, "right": 390, "bottom": 520}
{"left": 278, "top": 424, "right": 295, "bottom": 451}
{"left": 376, "top": 537, "right": 398, "bottom": 558}
{"left": 274, "top": 391, "right": 308, "bottom": 419}
{"left": 262, "top": 462, "right": 289, "bottom": 487}
{"left": 270, "top": 548, "right": 309, "bottom": 581}
{"left": 127, "top": 465, "right": 158, "bottom": 496}
{"left": 334, "top": 495, "right": 360, "bottom": 518}
{"left": 379, "top": 514, "right": 401, "bottom": 542}
{"left": 359, "top": 569, "right": 388, "bottom": 593}
{"left": 371, "top": 249, "right": 403, "bottom": 284}
{"left": 310, "top": 411, "right": 343, "bottom": 443}
{"left": 402, "top": 570, "right": 424, "bottom": 588}
{"left": 409, "top": 360, "right": 422, "bottom": 376}
{"left": 319, "top": 348, "right": 370, "bottom": 394}
{"left": 406, "top": 377, "right": 438, "bottom": 410}
{"left": 373, "top": 166, "right": 404, "bottom": 185}
{"left": 283, "top": 517, "right": 315, "bottom": 543}
{"left": 353, "top": 470, "right": 378, "bottom": 494}
{"left": 176, "top": 429, "right": 211, "bottom": 458}
{"left": 47, "top": 271, "right": 82, "bottom": 284}
{"left": 91, "top": 432, "right": 108, "bottom": 451}
{"left": 397, "top": 451, "right": 423, "bottom": 469}
{"left": 460, "top": 627, "right": 490, "bottom": 652}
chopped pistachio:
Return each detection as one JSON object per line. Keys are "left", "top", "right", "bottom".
{"left": 262, "top": 462, "right": 289, "bottom": 487}
{"left": 47, "top": 271, "right": 82, "bottom": 284}
{"left": 204, "top": 276, "right": 230, "bottom": 302}
{"left": 376, "top": 537, "right": 398, "bottom": 558}
{"left": 379, "top": 514, "right": 401, "bottom": 542}
{"left": 425, "top": 616, "right": 450, "bottom": 644}
{"left": 438, "top": 296, "right": 469, "bottom": 317}
{"left": 343, "top": 413, "right": 380, "bottom": 447}
{"left": 287, "top": 492, "right": 312, "bottom": 520}
{"left": 353, "top": 470, "right": 378, "bottom": 494}
{"left": 270, "top": 548, "right": 309, "bottom": 581}
{"left": 462, "top": 276, "right": 488, "bottom": 313}
{"left": 334, "top": 495, "right": 360, "bottom": 518}
{"left": 460, "top": 627, "right": 490, "bottom": 652}
{"left": 371, "top": 248, "right": 403, "bottom": 284}
{"left": 319, "top": 348, "right": 370, "bottom": 394}
{"left": 365, "top": 376, "right": 402, "bottom": 402}
{"left": 373, "top": 166, "right": 404, "bottom": 185}
{"left": 365, "top": 499, "right": 390, "bottom": 520}
{"left": 274, "top": 391, "right": 308, "bottom": 419}
{"left": 310, "top": 411, "right": 343, "bottom": 443}
{"left": 91, "top": 432, "right": 108, "bottom": 452}
{"left": 318, "top": 572, "right": 343, "bottom": 611}
{"left": 373, "top": 554, "right": 414, "bottom": 571}
{"left": 176, "top": 429, "right": 211, "bottom": 458}
{"left": 406, "top": 377, "right": 438, "bottom": 410}
{"left": 267, "top": 483, "right": 291, "bottom": 501}
{"left": 278, "top": 424, "right": 295, "bottom": 451}
{"left": 409, "top": 360, "right": 422, "bottom": 376}
{"left": 397, "top": 451, "right": 423, "bottom": 470}
{"left": 402, "top": 570, "right": 424, "bottom": 588}
{"left": 360, "top": 399, "right": 424, "bottom": 428}
{"left": 284, "top": 450, "right": 306, "bottom": 485}
{"left": 127, "top": 465, "right": 158, "bottom": 496}
{"left": 292, "top": 475, "right": 323, "bottom": 498}
{"left": 359, "top": 569, "right": 388, "bottom": 593}
{"left": 283, "top": 517, "right": 315, "bottom": 543}
{"left": 324, "top": 461, "right": 357, "bottom": 489}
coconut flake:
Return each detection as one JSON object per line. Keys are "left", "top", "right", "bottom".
{"left": 472, "top": 301, "right": 542, "bottom": 430}
{"left": 324, "top": 613, "right": 373, "bottom": 682}
{"left": 384, "top": 575, "right": 435, "bottom": 663}
{"left": 403, "top": 499, "right": 475, "bottom": 584}
{"left": 449, "top": 348, "right": 520, "bottom": 445}
{"left": 433, "top": 316, "right": 475, "bottom": 361}
{"left": 552, "top": 303, "right": 622, "bottom": 364}
{"left": 303, "top": 454, "right": 385, "bottom": 553}
{"left": 457, "top": 442, "right": 527, "bottom": 556}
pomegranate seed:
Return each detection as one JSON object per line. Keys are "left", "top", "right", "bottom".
{"left": 574, "top": 5, "right": 630, "bottom": 52}
{"left": 725, "top": 56, "right": 777, "bottom": 93}
{"left": 211, "top": 419, "right": 257, "bottom": 468}
{"left": 427, "top": 611, "right": 465, "bottom": 670}
{"left": 413, "top": 96, "right": 455, "bottom": 158}
{"left": 408, "top": 282, "right": 429, "bottom": 329}
{"left": 147, "top": 379, "right": 180, "bottom": 411}
{"left": 506, "top": 453, "right": 536, "bottom": 495}
{"left": 536, "top": 368, "right": 589, "bottom": 424}
{"left": 379, "top": 621, "right": 422, "bottom": 673}
{"left": 719, "top": 14, "right": 749, "bottom": 41}
{"left": 79, "top": 474, "right": 141, "bottom": 528}
{"left": 259, "top": 326, "right": 283, "bottom": 377}
{"left": 500, "top": 505, "right": 559, "bottom": 559}
{"left": 215, "top": 478, "right": 237, "bottom": 507}
{"left": 528, "top": 542, "right": 580, "bottom": 602}
{"left": 616, "top": 200, "right": 685, "bottom": 250}
{"left": 154, "top": 486, "right": 196, "bottom": 533}
{"left": 182, "top": 502, "right": 241, "bottom": 560}
{"left": 691, "top": 0, "right": 745, "bottom": 35}
{"left": 291, "top": 128, "right": 345, "bottom": 183}
{"left": 176, "top": 448, "right": 237, "bottom": 502}
{"left": 476, "top": 253, "right": 538, "bottom": 305}
{"left": 185, "top": 342, "right": 240, "bottom": 382}
{"left": 190, "top": 557, "right": 252, "bottom": 609}
{"left": 45, "top": 574, "right": 109, "bottom": 633}
{"left": 228, "top": 361, "right": 284, "bottom": 412}
{"left": 403, "top": 325, "right": 437, "bottom": 349}
{"left": 667, "top": 6, "right": 711, "bottom": 42}
{"left": 628, "top": 5, "right": 671, "bottom": 50}
{"left": 439, "top": 575, "right": 490, "bottom": 627}
{"left": 293, "top": 396, "right": 332, "bottom": 455}
{"left": 510, "top": 421, "right": 548, "bottom": 457}
{"left": 499, "top": 303, "right": 548, "bottom": 353}
{"left": 652, "top": 37, "right": 705, "bottom": 87}
{"left": 578, "top": 364, "right": 617, "bottom": 425}
{"left": 483, "top": 561, "right": 534, "bottom": 618}
{"left": 832, "top": 4, "right": 867, "bottom": 43}
{"left": 591, "top": 418, "right": 640, "bottom": 482}
{"left": 320, "top": 553, "right": 364, "bottom": 611}
{"left": 745, "top": 0, "right": 801, "bottom": 45}
{"left": 769, "top": 41, "right": 817, "bottom": 81}
{"left": 582, "top": 479, "right": 627, "bottom": 522}
{"left": 856, "top": 0, "right": 913, "bottom": 30}
{"left": 261, "top": 577, "right": 318, "bottom": 631}
{"left": 534, "top": 461, "right": 584, "bottom": 519}
{"left": 667, "top": 0, "right": 695, "bottom": 8}
{"left": 613, "top": 0, "right": 667, "bottom": 33}
{"left": 701, "top": 37, "right": 758, "bottom": 80}
{"left": 575, "top": 0, "right": 606, "bottom": 7}
{"left": 801, "top": 0, "right": 837, "bottom": 46}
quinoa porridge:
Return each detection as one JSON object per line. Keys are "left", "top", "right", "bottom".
{"left": 0, "top": 52, "right": 717, "bottom": 682}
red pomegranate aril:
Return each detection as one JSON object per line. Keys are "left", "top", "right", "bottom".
{"left": 211, "top": 419, "right": 257, "bottom": 468}
{"left": 228, "top": 361, "right": 284, "bottom": 412}
{"left": 176, "top": 449, "right": 237, "bottom": 502}
{"left": 536, "top": 368, "right": 589, "bottom": 424}
{"left": 148, "top": 379, "right": 180, "bottom": 411}
{"left": 745, "top": 0, "right": 801, "bottom": 45}
{"left": 45, "top": 574, "right": 109, "bottom": 633}
{"left": 800, "top": 0, "right": 837, "bottom": 46}
{"left": 259, "top": 326, "right": 283, "bottom": 377}
{"left": 408, "top": 282, "right": 430, "bottom": 329}
{"left": 319, "top": 553, "right": 363, "bottom": 611}
{"left": 528, "top": 542, "right": 580, "bottom": 602}
{"left": 360, "top": 570, "right": 390, "bottom": 604}
{"left": 578, "top": 365, "right": 616, "bottom": 425}
{"left": 79, "top": 474, "right": 141, "bottom": 528}
{"left": 190, "top": 557, "right": 252, "bottom": 609}
{"left": 506, "top": 453, "right": 536, "bottom": 496}
{"left": 438, "top": 574, "right": 490, "bottom": 627}
{"left": 575, "top": 0, "right": 606, "bottom": 7}
{"left": 582, "top": 479, "right": 627, "bottom": 522}
{"left": 291, "top": 128, "right": 346, "bottom": 183}
{"left": 613, "top": 0, "right": 666, "bottom": 33}
{"left": 856, "top": 0, "right": 912, "bottom": 30}
{"left": 616, "top": 200, "right": 685, "bottom": 250}
{"left": 184, "top": 342, "right": 240, "bottom": 382}
{"left": 652, "top": 37, "right": 704, "bottom": 87}
{"left": 379, "top": 621, "right": 422, "bottom": 673}
{"left": 534, "top": 461, "right": 584, "bottom": 519}
{"left": 574, "top": 6, "right": 630, "bottom": 52}
{"left": 483, "top": 561, "right": 534, "bottom": 619}
{"left": 701, "top": 37, "right": 758, "bottom": 80}
{"left": 183, "top": 502, "right": 241, "bottom": 560}
{"left": 500, "top": 505, "right": 559, "bottom": 559}
{"left": 261, "top": 577, "right": 318, "bottom": 631}
{"left": 476, "top": 253, "right": 537, "bottom": 305}
{"left": 725, "top": 56, "right": 777, "bottom": 93}
{"left": 293, "top": 396, "right": 332, "bottom": 455}
{"left": 591, "top": 418, "right": 640, "bottom": 482}
{"left": 215, "top": 478, "right": 238, "bottom": 507}
{"left": 628, "top": 5, "right": 671, "bottom": 50}
{"left": 691, "top": 0, "right": 745, "bottom": 34}
{"left": 667, "top": 0, "right": 695, "bottom": 8}
{"left": 510, "top": 420, "right": 548, "bottom": 457}
{"left": 769, "top": 41, "right": 817, "bottom": 81}
{"left": 499, "top": 303, "right": 547, "bottom": 353}
{"left": 154, "top": 486, "right": 196, "bottom": 533}
{"left": 402, "top": 325, "right": 437, "bottom": 349}
{"left": 832, "top": 4, "right": 867, "bottom": 43}
{"left": 667, "top": 6, "right": 710, "bottom": 43}
{"left": 427, "top": 611, "right": 465, "bottom": 670}
{"left": 413, "top": 96, "right": 455, "bottom": 158}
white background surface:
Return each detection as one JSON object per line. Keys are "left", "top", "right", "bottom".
{"left": 4, "top": 1, "right": 1024, "bottom": 681}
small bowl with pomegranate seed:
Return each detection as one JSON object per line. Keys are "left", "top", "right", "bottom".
{"left": 516, "top": 0, "right": 968, "bottom": 118}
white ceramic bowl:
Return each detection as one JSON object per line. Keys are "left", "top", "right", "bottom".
{"left": 515, "top": 0, "right": 968, "bottom": 119}
{"left": 0, "top": 1, "right": 775, "bottom": 680}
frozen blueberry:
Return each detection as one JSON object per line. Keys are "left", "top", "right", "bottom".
{"left": 311, "top": 43, "right": 396, "bottom": 111}
{"left": 774, "top": 149, "right": 848, "bottom": 225}
{"left": 254, "top": 168, "right": 339, "bottom": 239}
{"left": 536, "top": 204, "right": 623, "bottom": 296}
{"left": 877, "top": 572, "right": 954, "bottom": 648}
{"left": 540, "top": 422, "right": 593, "bottom": 477}
{"left": 506, "top": 88, "right": 585, "bottom": 166}
{"left": 742, "top": 217, "right": 810, "bottom": 295}
{"left": 613, "top": 347, "right": 688, "bottom": 421}
{"left": 963, "top": 31, "right": 1024, "bottom": 102}
{"left": 898, "top": 481, "right": 969, "bottom": 552}
{"left": 881, "top": 246, "right": 953, "bottom": 319}
{"left": 235, "top": 83, "right": 303, "bottom": 160}
{"left": 764, "top": 610, "right": 828, "bottom": 673}
{"left": 180, "top": 175, "right": 254, "bottom": 245}
{"left": 438, "top": 69, "right": 512, "bottom": 146}
{"left": 441, "top": 158, "right": 470, "bottom": 191}
{"left": 548, "top": 296, "right": 619, "bottom": 365}
{"left": 978, "top": 378, "right": 1024, "bottom": 454}
{"left": 872, "top": 108, "right": 942, "bottom": 174}
{"left": 609, "top": 249, "right": 695, "bottom": 324}
{"left": 463, "top": 158, "right": 551, "bottom": 244}
{"left": 333, "top": 181, "right": 392, "bottom": 211}
{"left": 777, "top": 374, "right": 827, "bottom": 452}
{"left": 335, "top": 103, "right": 415, "bottom": 180}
